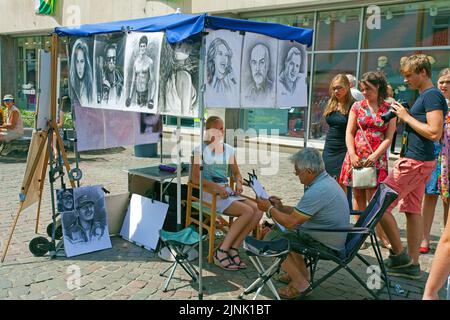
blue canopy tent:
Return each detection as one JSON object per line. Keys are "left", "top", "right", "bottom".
{"left": 55, "top": 12, "right": 313, "bottom": 300}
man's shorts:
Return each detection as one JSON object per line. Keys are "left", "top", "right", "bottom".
{"left": 383, "top": 157, "right": 436, "bottom": 215}
{"left": 136, "top": 90, "right": 148, "bottom": 106}
{"left": 265, "top": 227, "right": 337, "bottom": 256}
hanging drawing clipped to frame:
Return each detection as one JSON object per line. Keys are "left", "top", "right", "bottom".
{"left": 158, "top": 35, "right": 201, "bottom": 118}
{"left": 276, "top": 40, "right": 308, "bottom": 108}
{"left": 204, "top": 29, "right": 243, "bottom": 108}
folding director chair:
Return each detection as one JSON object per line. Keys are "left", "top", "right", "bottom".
{"left": 239, "top": 236, "right": 290, "bottom": 300}
{"left": 159, "top": 225, "right": 206, "bottom": 292}
{"left": 293, "top": 183, "right": 398, "bottom": 300}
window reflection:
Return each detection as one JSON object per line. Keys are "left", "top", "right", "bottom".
{"left": 363, "top": 0, "right": 450, "bottom": 49}
{"left": 316, "top": 9, "right": 360, "bottom": 50}
{"left": 309, "top": 53, "right": 357, "bottom": 140}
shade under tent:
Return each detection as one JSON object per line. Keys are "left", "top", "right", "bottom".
{"left": 55, "top": 12, "right": 313, "bottom": 300}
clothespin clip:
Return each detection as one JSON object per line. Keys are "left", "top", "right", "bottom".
{"left": 102, "top": 187, "right": 110, "bottom": 194}
{"left": 252, "top": 169, "right": 257, "bottom": 179}
{"left": 151, "top": 192, "right": 156, "bottom": 203}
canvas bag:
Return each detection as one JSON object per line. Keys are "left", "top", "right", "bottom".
{"left": 352, "top": 116, "right": 377, "bottom": 189}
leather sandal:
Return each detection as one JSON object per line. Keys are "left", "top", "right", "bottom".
{"left": 228, "top": 247, "right": 247, "bottom": 269}
{"left": 278, "top": 283, "right": 313, "bottom": 300}
{"left": 277, "top": 273, "right": 291, "bottom": 284}
{"left": 214, "top": 248, "right": 239, "bottom": 271}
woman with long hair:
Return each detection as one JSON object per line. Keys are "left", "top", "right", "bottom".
{"left": 339, "top": 71, "right": 396, "bottom": 246}
{"left": 191, "top": 116, "right": 263, "bottom": 271}
{"left": 69, "top": 39, "right": 93, "bottom": 106}
{"left": 322, "top": 74, "right": 354, "bottom": 187}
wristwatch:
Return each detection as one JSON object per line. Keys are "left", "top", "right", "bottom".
{"left": 266, "top": 205, "right": 275, "bottom": 218}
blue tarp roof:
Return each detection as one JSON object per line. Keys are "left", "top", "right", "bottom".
{"left": 55, "top": 13, "right": 313, "bottom": 47}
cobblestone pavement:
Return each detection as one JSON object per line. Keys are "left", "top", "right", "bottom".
{"left": 0, "top": 138, "right": 447, "bottom": 300}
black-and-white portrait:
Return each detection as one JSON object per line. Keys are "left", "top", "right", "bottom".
{"left": 56, "top": 188, "right": 74, "bottom": 212}
{"left": 69, "top": 37, "right": 94, "bottom": 107}
{"left": 241, "top": 33, "right": 277, "bottom": 108}
{"left": 94, "top": 34, "right": 125, "bottom": 108}
{"left": 158, "top": 35, "right": 201, "bottom": 117}
{"left": 204, "top": 29, "right": 242, "bottom": 108}
{"left": 140, "top": 113, "right": 162, "bottom": 134}
{"left": 276, "top": 42, "right": 308, "bottom": 107}
{"left": 123, "top": 32, "right": 163, "bottom": 113}
{"left": 60, "top": 185, "right": 112, "bottom": 257}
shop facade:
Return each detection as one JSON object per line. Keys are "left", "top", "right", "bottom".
{"left": 0, "top": 0, "right": 449, "bottom": 149}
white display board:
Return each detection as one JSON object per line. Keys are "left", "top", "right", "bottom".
{"left": 36, "top": 49, "right": 51, "bottom": 130}
{"left": 120, "top": 194, "right": 169, "bottom": 250}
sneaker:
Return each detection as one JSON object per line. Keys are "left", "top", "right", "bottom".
{"left": 384, "top": 248, "right": 412, "bottom": 269}
{"left": 386, "top": 263, "right": 422, "bottom": 280}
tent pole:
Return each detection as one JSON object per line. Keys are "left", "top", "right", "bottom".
{"left": 197, "top": 33, "right": 207, "bottom": 301}
{"left": 176, "top": 116, "right": 181, "bottom": 231}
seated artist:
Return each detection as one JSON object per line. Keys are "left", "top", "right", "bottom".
{"left": 0, "top": 94, "right": 24, "bottom": 142}
{"left": 256, "top": 148, "right": 350, "bottom": 299}
{"left": 191, "top": 116, "right": 263, "bottom": 271}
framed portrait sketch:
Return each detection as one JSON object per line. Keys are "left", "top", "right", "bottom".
{"left": 158, "top": 35, "right": 201, "bottom": 118}
{"left": 276, "top": 41, "right": 308, "bottom": 107}
{"left": 204, "top": 29, "right": 243, "bottom": 108}
{"left": 59, "top": 185, "right": 112, "bottom": 257}
{"left": 240, "top": 32, "right": 278, "bottom": 108}
{"left": 123, "top": 32, "right": 164, "bottom": 113}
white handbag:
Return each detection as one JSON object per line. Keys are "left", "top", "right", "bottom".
{"left": 352, "top": 118, "right": 378, "bottom": 189}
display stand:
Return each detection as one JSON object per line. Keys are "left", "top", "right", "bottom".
{"left": 1, "top": 34, "right": 75, "bottom": 262}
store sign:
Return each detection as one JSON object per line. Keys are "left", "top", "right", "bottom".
{"left": 35, "top": 0, "right": 56, "bottom": 15}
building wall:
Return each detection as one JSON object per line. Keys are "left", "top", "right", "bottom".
{"left": 0, "top": 0, "right": 192, "bottom": 35}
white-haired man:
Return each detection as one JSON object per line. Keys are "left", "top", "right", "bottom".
{"left": 346, "top": 74, "right": 364, "bottom": 101}
{"left": 256, "top": 148, "right": 350, "bottom": 299}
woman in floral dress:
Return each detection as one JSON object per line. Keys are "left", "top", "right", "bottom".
{"left": 340, "top": 71, "right": 397, "bottom": 247}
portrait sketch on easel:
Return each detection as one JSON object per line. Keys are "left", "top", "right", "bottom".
{"left": 123, "top": 32, "right": 163, "bottom": 113}
{"left": 204, "top": 29, "right": 242, "bottom": 108}
{"left": 158, "top": 35, "right": 201, "bottom": 118}
{"left": 58, "top": 185, "right": 112, "bottom": 257}
{"left": 93, "top": 33, "right": 125, "bottom": 109}
{"left": 68, "top": 37, "right": 94, "bottom": 107}
{"left": 276, "top": 41, "right": 308, "bottom": 107}
{"left": 240, "top": 32, "right": 277, "bottom": 108}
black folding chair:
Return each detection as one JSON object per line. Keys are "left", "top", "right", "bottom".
{"left": 240, "top": 237, "right": 290, "bottom": 300}
{"left": 293, "top": 183, "right": 398, "bottom": 300}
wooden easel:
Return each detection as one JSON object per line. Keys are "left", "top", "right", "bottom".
{"left": 1, "top": 34, "right": 75, "bottom": 263}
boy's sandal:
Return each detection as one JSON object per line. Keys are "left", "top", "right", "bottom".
{"left": 214, "top": 248, "right": 239, "bottom": 271}
{"left": 228, "top": 247, "right": 247, "bottom": 269}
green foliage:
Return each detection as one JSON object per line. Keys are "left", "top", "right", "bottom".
{"left": 18, "top": 109, "right": 73, "bottom": 129}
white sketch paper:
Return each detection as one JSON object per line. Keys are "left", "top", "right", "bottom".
{"left": 276, "top": 41, "right": 308, "bottom": 107}
{"left": 204, "top": 29, "right": 242, "bottom": 108}
{"left": 104, "top": 109, "right": 135, "bottom": 149}
{"left": 68, "top": 37, "right": 95, "bottom": 107}
{"left": 93, "top": 33, "right": 126, "bottom": 109}
{"left": 250, "top": 177, "right": 270, "bottom": 199}
{"left": 120, "top": 194, "right": 169, "bottom": 250}
{"left": 240, "top": 33, "right": 278, "bottom": 108}
{"left": 60, "top": 185, "right": 112, "bottom": 257}
{"left": 73, "top": 104, "right": 106, "bottom": 151}
{"left": 123, "top": 32, "right": 163, "bottom": 113}
{"left": 158, "top": 35, "right": 201, "bottom": 118}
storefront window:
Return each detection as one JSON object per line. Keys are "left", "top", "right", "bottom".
{"left": 309, "top": 52, "right": 357, "bottom": 140}
{"left": 16, "top": 36, "right": 52, "bottom": 110}
{"left": 363, "top": 0, "right": 450, "bottom": 49}
{"left": 316, "top": 9, "right": 360, "bottom": 51}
